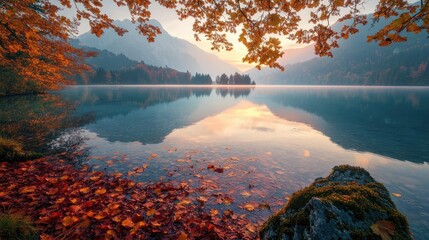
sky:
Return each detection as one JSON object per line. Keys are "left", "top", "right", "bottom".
{"left": 61, "top": 0, "right": 383, "bottom": 72}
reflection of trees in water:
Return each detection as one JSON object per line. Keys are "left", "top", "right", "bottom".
{"left": 0, "top": 94, "right": 94, "bottom": 154}
{"left": 215, "top": 87, "right": 254, "bottom": 98}
{"left": 266, "top": 88, "right": 429, "bottom": 163}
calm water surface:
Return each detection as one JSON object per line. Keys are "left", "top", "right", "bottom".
{"left": 2, "top": 85, "right": 429, "bottom": 239}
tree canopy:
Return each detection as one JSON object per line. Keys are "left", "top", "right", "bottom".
{"left": 1, "top": 0, "right": 428, "bottom": 92}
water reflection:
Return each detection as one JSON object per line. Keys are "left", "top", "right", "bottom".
{"left": 2, "top": 86, "right": 429, "bottom": 239}
{"left": 0, "top": 94, "right": 94, "bottom": 153}
{"left": 58, "top": 86, "right": 254, "bottom": 144}
{"left": 253, "top": 87, "right": 429, "bottom": 163}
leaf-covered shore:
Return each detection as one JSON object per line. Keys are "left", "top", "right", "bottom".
{"left": 0, "top": 157, "right": 259, "bottom": 239}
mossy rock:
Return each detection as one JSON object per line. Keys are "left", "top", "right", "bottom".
{"left": 260, "top": 165, "right": 411, "bottom": 240}
{"left": 0, "top": 213, "right": 39, "bottom": 240}
{"left": 0, "top": 137, "right": 41, "bottom": 162}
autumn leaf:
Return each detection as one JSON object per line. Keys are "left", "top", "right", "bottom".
{"left": 177, "top": 232, "right": 188, "bottom": 240}
{"left": 94, "top": 212, "right": 107, "bottom": 220}
{"left": 210, "top": 209, "right": 219, "bottom": 216}
{"left": 79, "top": 187, "right": 90, "bottom": 194}
{"left": 197, "top": 196, "right": 208, "bottom": 203}
{"left": 241, "top": 191, "right": 251, "bottom": 197}
{"left": 243, "top": 204, "right": 255, "bottom": 211}
{"left": 177, "top": 199, "right": 192, "bottom": 206}
{"left": 371, "top": 220, "right": 396, "bottom": 240}
{"left": 392, "top": 193, "right": 401, "bottom": 198}
{"left": 122, "top": 218, "right": 135, "bottom": 228}
{"left": 146, "top": 208, "right": 156, "bottom": 216}
{"left": 19, "top": 186, "right": 36, "bottom": 194}
{"left": 135, "top": 221, "right": 148, "bottom": 229}
{"left": 106, "top": 230, "right": 117, "bottom": 237}
{"left": 95, "top": 188, "right": 107, "bottom": 195}
{"left": 62, "top": 216, "right": 78, "bottom": 227}
{"left": 245, "top": 223, "right": 256, "bottom": 233}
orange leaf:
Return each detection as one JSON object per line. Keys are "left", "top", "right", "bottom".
{"left": 135, "top": 221, "right": 148, "bottom": 229}
{"left": 79, "top": 187, "right": 90, "bottom": 194}
{"left": 106, "top": 230, "right": 116, "bottom": 237}
{"left": 122, "top": 218, "right": 134, "bottom": 228}
{"left": 210, "top": 209, "right": 219, "bottom": 216}
{"left": 177, "top": 232, "right": 188, "bottom": 240}
{"left": 241, "top": 191, "right": 251, "bottom": 197}
{"left": 95, "top": 188, "right": 106, "bottom": 195}
{"left": 243, "top": 204, "right": 255, "bottom": 211}
{"left": 112, "top": 216, "right": 121, "bottom": 222}
{"left": 392, "top": 193, "right": 401, "bottom": 198}
{"left": 146, "top": 208, "right": 156, "bottom": 216}
{"left": 62, "top": 216, "right": 78, "bottom": 227}
{"left": 19, "top": 186, "right": 36, "bottom": 194}
{"left": 94, "top": 212, "right": 107, "bottom": 220}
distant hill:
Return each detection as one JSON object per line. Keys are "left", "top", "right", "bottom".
{"left": 77, "top": 19, "right": 239, "bottom": 78}
{"left": 70, "top": 39, "right": 138, "bottom": 71}
{"left": 251, "top": 14, "right": 429, "bottom": 85}
{"left": 70, "top": 39, "right": 212, "bottom": 85}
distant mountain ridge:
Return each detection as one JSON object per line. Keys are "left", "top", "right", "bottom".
{"left": 77, "top": 19, "right": 239, "bottom": 78}
{"left": 249, "top": 13, "right": 429, "bottom": 85}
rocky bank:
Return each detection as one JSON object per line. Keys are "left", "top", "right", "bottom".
{"left": 260, "top": 165, "right": 412, "bottom": 240}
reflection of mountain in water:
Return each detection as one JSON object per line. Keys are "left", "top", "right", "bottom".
{"left": 259, "top": 88, "right": 429, "bottom": 163}
{"left": 59, "top": 86, "right": 253, "bottom": 144}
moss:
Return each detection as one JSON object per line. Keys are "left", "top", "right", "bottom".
{"left": 260, "top": 165, "right": 411, "bottom": 239}
{"left": 0, "top": 137, "right": 41, "bottom": 162}
{"left": 0, "top": 213, "right": 39, "bottom": 240}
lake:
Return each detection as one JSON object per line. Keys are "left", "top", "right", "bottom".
{"left": 2, "top": 85, "right": 429, "bottom": 239}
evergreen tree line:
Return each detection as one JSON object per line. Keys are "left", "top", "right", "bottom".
{"left": 215, "top": 73, "right": 255, "bottom": 85}
{"left": 74, "top": 64, "right": 213, "bottom": 85}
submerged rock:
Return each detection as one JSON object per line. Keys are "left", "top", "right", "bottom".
{"left": 260, "top": 165, "right": 411, "bottom": 240}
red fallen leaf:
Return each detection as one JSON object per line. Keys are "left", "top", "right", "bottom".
{"left": 207, "top": 164, "right": 215, "bottom": 170}
{"left": 51, "top": 212, "right": 62, "bottom": 219}
{"left": 122, "top": 218, "right": 134, "bottom": 228}
{"left": 214, "top": 168, "right": 224, "bottom": 173}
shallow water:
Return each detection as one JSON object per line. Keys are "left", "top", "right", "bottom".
{"left": 2, "top": 85, "right": 428, "bottom": 238}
